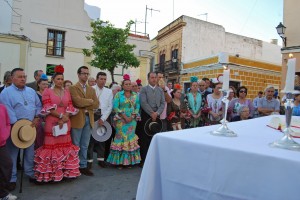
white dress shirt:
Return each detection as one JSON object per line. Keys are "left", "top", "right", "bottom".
{"left": 93, "top": 85, "right": 113, "bottom": 121}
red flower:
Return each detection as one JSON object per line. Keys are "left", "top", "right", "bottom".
{"left": 174, "top": 84, "right": 181, "bottom": 90}
{"left": 136, "top": 79, "right": 142, "bottom": 85}
{"left": 123, "top": 74, "right": 130, "bottom": 80}
{"left": 54, "top": 65, "right": 64, "bottom": 73}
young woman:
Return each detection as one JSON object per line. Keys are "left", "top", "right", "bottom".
{"left": 34, "top": 66, "right": 80, "bottom": 182}
{"left": 167, "top": 84, "right": 187, "bottom": 130}
{"left": 186, "top": 76, "right": 202, "bottom": 128}
{"left": 35, "top": 74, "right": 49, "bottom": 149}
{"left": 107, "top": 74, "right": 141, "bottom": 169}
{"left": 207, "top": 82, "right": 223, "bottom": 124}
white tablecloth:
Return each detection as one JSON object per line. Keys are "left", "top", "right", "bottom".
{"left": 136, "top": 116, "right": 300, "bottom": 200}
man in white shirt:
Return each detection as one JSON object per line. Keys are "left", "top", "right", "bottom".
{"left": 87, "top": 72, "right": 113, "bottom": 168}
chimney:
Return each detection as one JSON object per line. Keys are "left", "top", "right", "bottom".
{"left": 270, "top": 39, "right": 278, "bottom": 45}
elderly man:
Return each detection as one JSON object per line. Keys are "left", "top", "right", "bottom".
{"left": 26, "top": 69, "right": 43, "bottom": 91}
{"left": 138, "top": 72, "right": 165, "bottom": 167}
{"left": 69, "top": 66, "right": 99, "bottom": 176}
{"left": 257, "top": 86, "right": 280, "bottom": 116}
{"left": 0, "top": 68, "right": 42, "bottom": 191}
{"left": 87, "top": 72, "right": 113, "bottom": 169}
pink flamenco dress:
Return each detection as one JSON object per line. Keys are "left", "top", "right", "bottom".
{"left": 34, "top": 88, "right": 80, "bottom": 182}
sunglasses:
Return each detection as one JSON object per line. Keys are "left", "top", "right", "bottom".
{"left": 239, "top": 90, "right": 247, "bottom": 93}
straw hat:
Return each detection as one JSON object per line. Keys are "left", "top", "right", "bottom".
{"left": 11, "top": 119, "right": 36, "bottom": 149}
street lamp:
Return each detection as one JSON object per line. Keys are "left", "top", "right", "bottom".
{"left": 276, "top": 22, "right": 287, "bottom": 47}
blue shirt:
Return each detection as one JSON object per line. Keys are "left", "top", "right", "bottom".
{"left": 0, "top": 84, "right": 42, "bottom": 124}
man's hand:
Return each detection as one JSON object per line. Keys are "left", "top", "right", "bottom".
{"left": 98, "top": 119, "right": 104, "bottom": 126}
{"left": 151, "top": 112, "right": 158, "bottom": 121}
{"left": 31, "top": 117, "right": 39, "bottom": 127}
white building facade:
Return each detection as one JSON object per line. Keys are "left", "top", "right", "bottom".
{"left": 0, "top": 0, "right": 99, "bottom": 82}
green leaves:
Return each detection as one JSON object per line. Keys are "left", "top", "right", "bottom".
{"left": 83, "top": 19, "right": 140, "bottom": 81}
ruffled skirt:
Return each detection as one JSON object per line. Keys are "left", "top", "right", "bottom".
{"left": 34, "top": 141, "right": 80, "bottom": 182}
{"left": 107, "top": 130, "right": 141, "bottom": 166}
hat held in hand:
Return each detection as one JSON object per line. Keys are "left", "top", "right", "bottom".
{"left": 11, "top": 119, "right": 36, "bottom": 149}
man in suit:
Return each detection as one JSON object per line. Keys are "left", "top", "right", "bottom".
{"left": 69, "top": 66, "right": 99, "bottom": 176}
{"left": 26, "top": 70, "right": 43, "bottom": 91}
{"left": 138, "top": 72, "right": 165, "bottom": 166}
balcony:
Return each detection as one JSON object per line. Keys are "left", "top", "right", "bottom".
{"left": 154, "top": 59, "right": 180, "bottom": 74}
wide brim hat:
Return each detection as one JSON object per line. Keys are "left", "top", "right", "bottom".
{"left": 144, "top": 118, "right": 163, "bottom": 137}
{"left": 92, "top": 121, "right": 112, "bottom": 142}
{"left": 11, "top": 119, "right": 36, "bottom": 149}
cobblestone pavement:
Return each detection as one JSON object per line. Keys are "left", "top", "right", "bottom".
{"left": 11, "top": 165, "right": 142, "bottom": 200}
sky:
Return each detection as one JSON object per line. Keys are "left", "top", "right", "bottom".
{"left": 84, "top": 0, "right": 283, "bottom": 44}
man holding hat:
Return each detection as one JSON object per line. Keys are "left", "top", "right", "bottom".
{"left": 138, "top": 72, "right": 165, "bottom": 167}
{"left": 0, "top": 68, "right": 42, "bottom": 191}
{"left": 87, "top": 72, "right": 113, "bottom": 169}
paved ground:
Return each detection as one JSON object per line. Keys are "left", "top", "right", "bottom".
{"left": 11, "top": 164, "right": 142, "bottom": 200}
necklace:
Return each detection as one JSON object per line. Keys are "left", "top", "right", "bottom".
{"left": 53, "top": 88, "right": 64, "bottom": 107}
{"left": 20, "top": 90, "right": 28, "bottom": 106}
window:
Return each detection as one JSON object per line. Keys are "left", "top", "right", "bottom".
{"left": 47, "top": 29, "right": 65, "bottom": 57}
{"left": 171, "top": 49, "right": 178, "bottom": 60}
{"left": 159, "top": 53, "right": 165, "bottom": 71}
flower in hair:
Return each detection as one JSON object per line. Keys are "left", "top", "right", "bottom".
{"left": 174, "top": 84, "right": 181, "bottom": 90}
{"left": 190, "top": 76, "right": 198, "bottom": 83}
{"left": 54, "top": 64, "right": 64, "bottom": 74}
{"left": 123, "top": 74, "right": 130, "bottom": 80}
{"left": 136, "top": 79, "right": 142, "bottom": 85}
{"left": 40, "top": 74, "right": 48, "bottom": 80}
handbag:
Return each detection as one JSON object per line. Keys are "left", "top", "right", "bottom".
{"left": 52, "top": 123, "right": 68, "bottom": 137}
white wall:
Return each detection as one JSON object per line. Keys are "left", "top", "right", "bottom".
{"left": 26, "top": 47, "right": 85, "bottom": 82}
{"left": 11, "top": 0, "right": 94, "bottom": 49}
{"left": 181, "top": 16, "right": 281, "bottom": 65}
{"left": 0, "top": 42, "right": 20, "bottom": 78}
{"left": 182, "top": 16, "right": 225, "bottom": 63}
{"left": 0, "top": 0, "right": 13, "bottom": 33}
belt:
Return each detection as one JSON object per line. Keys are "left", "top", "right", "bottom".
{"left": 85, "top": 112, "right": 89, "bottom": 116}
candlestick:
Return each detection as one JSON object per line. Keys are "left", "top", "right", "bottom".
{"left": 222, "top": 69, "right": 230, "bottom": 90}
{"left": 284, "top": 58, "right": 296, "bottom": 92}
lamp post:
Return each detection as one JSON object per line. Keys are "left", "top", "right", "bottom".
{"left": 276, "top": 22, "right": 287, "bottom": 47}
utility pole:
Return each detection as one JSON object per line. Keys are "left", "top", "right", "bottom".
{"left": 145, "top": 5, "right": 160, "bottom": 36}
{"left": 134, "top": 19, "right": 145, "bottom": 35}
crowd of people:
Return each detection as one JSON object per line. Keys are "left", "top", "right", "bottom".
{"left": 0, "top": 65, "right": 290, "bottom": 200}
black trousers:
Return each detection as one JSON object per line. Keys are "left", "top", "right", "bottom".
{"left": 0, "top": 145, "right": 12, "bottom": 198}
{"left": 87, "top": 137, "right": 106, "bottom": 162}
{"left": 136, "top": 110, "right": 153, "bottom": 163}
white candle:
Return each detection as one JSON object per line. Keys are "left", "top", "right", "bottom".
{"left": 222, "top": 69, "right": 230, "bottom": 90}
{"left": 284, "top": 58, "right": 296, "bottom": 92}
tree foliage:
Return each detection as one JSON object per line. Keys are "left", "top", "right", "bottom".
{"left": 83, "top": 20, "right": 140, "bottom": 82}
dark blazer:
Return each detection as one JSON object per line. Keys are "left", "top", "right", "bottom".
{"left": 26, "top": 81, "right": 37, "bottom": 91}
{"left": 69, "top": 82, "right": 99, "bottom": 129}
{"left": 140, "top": 85, "right": 165, "bottom": 116}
